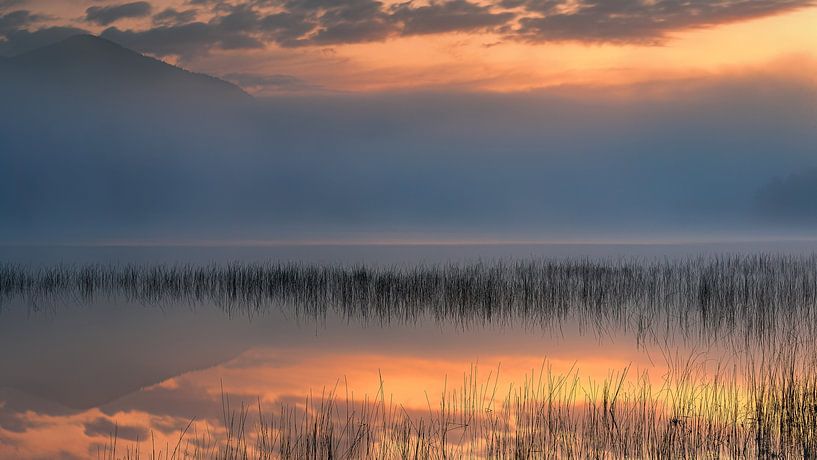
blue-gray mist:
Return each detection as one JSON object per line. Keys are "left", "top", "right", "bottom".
{"left": 2, "top": 35, "right": 817, "bottom": 243}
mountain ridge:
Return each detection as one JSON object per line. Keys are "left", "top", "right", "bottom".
{"left": 2, "top": 34, "right": 252, "bottom": 105}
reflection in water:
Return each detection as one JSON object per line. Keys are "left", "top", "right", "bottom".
{"left": 1, "top": 247, "right": 816, "bottom": 458}
{"left": 4, "top": 255, "right": 817, "bottom": 345}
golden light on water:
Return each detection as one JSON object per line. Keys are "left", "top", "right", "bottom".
{"left": 0, "top": 341, "right": 766, "bottom": 458}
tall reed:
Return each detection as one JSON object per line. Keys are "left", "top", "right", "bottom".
{"left": 4, "top": 255, "right": 817, "bottom": 343}
{"left": 100, "top": 348, "right": 817, "bottom": 459}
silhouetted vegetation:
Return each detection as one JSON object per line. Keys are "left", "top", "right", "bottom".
{"left": 5, "top": 255, "right": 816, "bottom": 458}
{"left": 98, "top": 346, "right": 817, "bottom": 459}
{"left": 4, "top": 254, "right": 817, "bottom": 343}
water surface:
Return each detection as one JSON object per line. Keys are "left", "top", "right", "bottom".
{"left": 1, "top": 243, "right": 816, "bottom": 458}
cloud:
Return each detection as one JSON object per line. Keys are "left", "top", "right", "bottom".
{"left": 0, "top": 388, "right": 78, "bottom": 433}
{"left": 0, "top": 7, "right": 84, "bottom": 57}
{"left": 287, "top": 0, "right": 394, "bottom": 45}
{"left": 0, "top": 411, "right": 37, "bottom": 433}
{"left": 0, "top": 9, "right": 41, "bottom": 34}
{"left": 81, "top": 0, "right": 815, "bottom": 60}
{"left": 4, "top": 0, "right": 815, "bottom": 60}
{"left": 92, "top": 0, "right": 411, "bottom": 56}
{"left": 513, "top": 0, "right": 815, "bottom": 44}
{"left": 101, "top": 22, "right": 261, "bottom": 59}
{"left": 85, "top": 1, "right": 152, "bottom": 26}
{"left": 83, "top": 417, "right": 148, "bottom": 442}
{"left": 101, "top": 3, "right": 270, "bottom": 58}
{"left": 100, "top": 0, "right": 504, "bottom": 54}
{"left": 0, "top": 0, "right": 27, "bottom": 12}
{"left": 152, "top": 7, "right": 198, "bottom": 26}
{"left": 392, "top": 0, "right": 514, "bottom": 36}
{"left": 100, "top": 379, "right": 258, "bottom": 424}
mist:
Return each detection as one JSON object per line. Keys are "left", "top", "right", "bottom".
{"left": 2, "top": 61, "right": 817, "bottom": 243}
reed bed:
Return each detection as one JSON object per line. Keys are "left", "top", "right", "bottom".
{"left": 3, "top": 254, "right": 817, "bottom": 343}
{"left": 7, "top": 254, "right": 816, "bottom": 458}
{"left": 100, "top": 348, "right": 817, "bottom": 460}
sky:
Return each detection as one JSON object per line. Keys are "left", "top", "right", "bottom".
{"left": 2, "top": 1, "right": 817, "bottom": 243}
{"left": 3, "top": 0, "right": 817, "bottom": 94}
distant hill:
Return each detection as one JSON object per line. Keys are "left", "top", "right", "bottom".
{"left": 0, "top": 34, "right": 251, "bottom": 107}
{"left": 0, "top": 35, "right": 258, "bottom": 243}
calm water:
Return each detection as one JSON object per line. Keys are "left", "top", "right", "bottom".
{"left": 2, "top": 243, "right": 817, "bottom": 459}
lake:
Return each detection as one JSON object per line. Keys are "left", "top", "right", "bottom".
{"left": 1, "top": 242, "right": 817, "bottom": 459}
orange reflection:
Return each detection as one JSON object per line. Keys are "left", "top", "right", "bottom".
{"left": 0, "top": 341, "right": 754, "bottom": 459}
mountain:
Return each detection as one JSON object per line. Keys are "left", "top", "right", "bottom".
{"left": 0, "top": 34, "right": 251, "bottom": 107}
{"left": 0, "top": 35, "right": 259, "bottom": 243}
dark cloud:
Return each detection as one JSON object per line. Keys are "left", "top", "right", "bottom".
{"left": 0, "top": 388, "right": 78, "bottom": 434}
{"left": 308, "top": 18, "right": 392, "bottom": 44}
{"left": 0, "top": 411, "right": 36, "bottom": 433}
{"left": 392, "top": 0, "right": 514, "bottom": 35}
{"left": 93, "top": 0, "right": 461, "bottom": 55}
{"left": 0, "top": 6, "right": 85, "bottom": 57}
{"left": 259, "top": 0, "right": 512, "bottom": 45}
{"left": 257, "top": 11, "right": 315, "bottom": 46}
{"left": 152, "top": 7, "right": 198, "bottom": 26}
{"left": 83, "top": 417, "right": 148, "bottom": 442}
{"left": 101, "top": 21, "right": 262, "bottom": 59}
{"left": 0, "top": 9, "right": 41, "bottom": 34}
{"left": 75, "top": 0, "right": 813, "bottom": 59}
{"left": 0, "top": 0, "right": 27, "bottom": 12}
{"left": 101, "top": 3, "right": 271, "bottom": 58}
{"left": 85, "top": 1, "right": 152, "bottom": 26}
{"left": 3, "top": 0, "right": 814, "bottom": 60}
{"left": 223, "top": 72, "right": 321, "bottom": 92}
{"left": 100, "top": 379, "right": 258, "bottom": 424}
{"left": 292, "top": 0, "right": 394, "bottom": 45}
{"left": 514, "top": 0, "right": 815, "bottom": 44}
